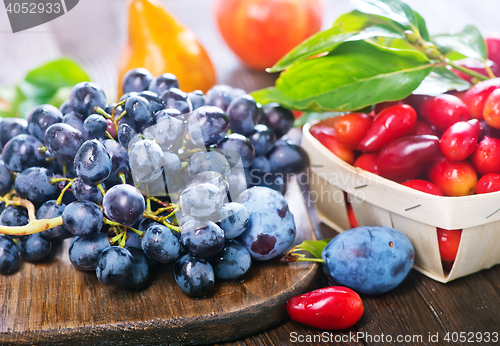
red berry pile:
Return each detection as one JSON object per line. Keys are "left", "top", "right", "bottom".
{"left": 310, "top": 74, "right": 500, "bottom": 268}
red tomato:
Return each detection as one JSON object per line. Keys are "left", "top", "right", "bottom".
{"left": 462, "top": 78, "right": 500, "bottom": 120}
{"left": 310, "top": 124, "right": 355, "bottom": 164}
{"left": 333, "top": 112, "right": 372, "bottom": 149}
{"left": 286, "top": 286, "right": 364, "bottom": 330}
{"left": 427, "top": 157, "right": 478, "bottom": 196}
{"left": 476, "top": 173, "right": 500, "bottom": 194}
{"left": 214, "top": 0, "right": 323, "bottom": 70}
{"left": 483, "top": 88, "right": 500, "bottom": 129}
{"left": 358, "top": 104, "right": 417, "bottom": 152}
{"left": 439, "top": 121, "right": 479, "bottom": 161}
{"left": 418, "top": 94, "right": 470, "bottom": 132}
{"left": 353, "top": 153, "right": 379, "bottom": 175}
{"left": 437, "top": 228, "right": 462, "bottom": 262}
{"left": 471, "top": 136, "right": 500, "bottom": 176}
{"left": 377, "top": 135, "right": 440, "bottom": 183}
{"left": 401, "top": 179, "right": 444, "bottom": 196}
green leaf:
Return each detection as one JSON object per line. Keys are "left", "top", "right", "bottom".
{"left": 293, "top": 111, "right": 346, "bottom": 128}
{"left": 414, "top": 11, "right": 430, "bottom": 42}
{"left": 433, "top": 24, "right": 487, "bottom": 61}
{"left": 295, "top": 239, "right": 331, "bottom": 260}
{"left": 19, "top": 57, "right": 90, "bottom": 103}
{"left": 252, "top": 41, "right": 434, "bottom": 112}
{"left": 351, "top": 0, "right": 416, "bottom": 28}
{"left": 269, "top": 26, "right": 357, "bottom": 73}
{"left": 412, "top": 66, "right": 471, "bottom": 96}
{"left": 3, "top": 57, "right": 91, "bottom": 119}
{"left": 269, "top": 17, "right": 403, "bottom": 73}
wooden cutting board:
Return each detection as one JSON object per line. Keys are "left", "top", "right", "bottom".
{"left": 0, "top": 178, "right": 320, "bottom": 346}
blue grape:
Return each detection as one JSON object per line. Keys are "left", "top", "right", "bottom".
{"left": 188, "top": 171, "right": 228, "bottom": 198}
{"left": 63, "top": 111, "right": 90, "bottom": 140}
{"left": 218, "top": 202, "right": 249, "bottom": 239}
{"left": 45, "top": 123, "right": 85, "bottom": 162}
{"left": 0, "top": 159, "right": 13, "bottom": 195}
{"left": 0, "top": 118, "right": 28, "bottom": 147}
{"left": 128, "top": 139, "right": 164, "bottom": 183}
{"left": 205, "top": 84, "right": 235, "bottom": 112}
{"left": 27, "top": 104, "right": 63, "bottom": 141}
{"left": 36, "top": 200, "right": 66, "bottom": 239}
{"left": 59, "top": 100, "right": 75, "bottom": 115}
{"left": 62, "top": 200, "right": 103, "bottom": 236}
{"left": 236, "top": 187, "right": 295, "bottom": 261}
{"left": 248, "top": 124, "right": 276, "bottom": 156}
{"left": 117, "top": 123, "right": 137, "bottom": 149}
{"left": 188, "top": 90, "right": 206, "bottom": 110}
{"left": 163, "top": 151, "right": 181, "bottom": 175}
{"left": 153, "top": 108, "right": 182, "bottom": 123}
{"left": 96, "top": 246, "right": 133, "bottom": 285}
{"left": 180, "top": 219, "right": 225, "bottom": 258}
{"left": 84, "top": 114, "right": 108, "bottom": 138}
{"left": 0, "top": 236, "right": 19, "bottom": 274}
{"left": 101, "top": 140, "right": 129, "bottom": 183}
{"left": 14, "top": 167, "right": 57, "bottom": 204}
{"left": 124, "top": 231, "right": 142, "bottom": 249}
{"left": 187, "top": 106, "right": 229, "bottom": 146}
{"left": 18, "top": 233, "right": 52, "bottom": 262}
{"left": 226, "top": 95, "right": 259, "bottom": 135}
{"left": 226, "top": 169, "right": 248, "bottom": 201}
{"left": 141, "top": 224, "right": 181, "bottom": 263}
{"left": 74, "top": 139, "right": 112, "bottom": 183}
{"left": 187, "top": 151, "right": 230, "bottom": 177}
{"left": 2, "top": 134, "right": 47, "bottom": 172}
{"left": 263, "top": 103, "right": 294, "bottom": 138}
{"left": 249, "top": 156, "right": 272, "bottom": 179}
{"left": 138, "top": 90, "right": 166, "bottom": 113}
{"left": 102, "top": 184, "right": 145, "bottom": 226}
{"left": 267, "top": 140, "right": 309, "bottom": 174}
{"left": 174, "top": 254, "right": 214, "bottom": 297}
{"left": 68, "top": 232, "right": 111, "bottom": 271}
{"left": 71, "top": 177, "right": 104, "bottom": 204}
{"left": 210, "top": 239, "right": 251, "bottom": 281}
{"left": 119, "top": 247, "right": 150, "bottom": 291}
{"left": 143, "top": 113, "right": 185, "bottom": 151}
{"left": 180, "top": 183, "right": 223, "bottom": 218}
{"left": 322, "top": 226, "right": 415, "bottom": 295}
{"left": 148, "top": 73, "right": 179, "bottom": 95}
{"left": 216, "top": 133, "right": 255, "bottom": 168}
{"left": 0, "top": 205, "right": 28, "bottom": 227}
{"left": 125, "top": 95, "right": 153, "bottom": 123}
{"left": 69, "top": 82, "right": 107, "bottom": 118}
{"left": 160, "top": 88, "right": 192, "bottom": 114}
{"left": 120, "top": 92, "right": 138, "bottom": 103}
{"left": 122, "top": 68, "right": 154, "bottom": 94}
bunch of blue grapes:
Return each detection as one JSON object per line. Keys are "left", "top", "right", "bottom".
{"left": 0, "top": 68, "right": 309, "bottom": 297}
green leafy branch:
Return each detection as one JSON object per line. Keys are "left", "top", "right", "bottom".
{"left": 251, "top": 0, "right": 493, "bottom": 120}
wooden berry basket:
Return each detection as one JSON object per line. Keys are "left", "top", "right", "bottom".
{"left": 301, "top": 121, "right": 500, "bottom": 283}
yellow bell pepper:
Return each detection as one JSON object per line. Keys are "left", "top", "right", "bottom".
{"left": 118, "top": 0, "right": 216, "bottom": 96}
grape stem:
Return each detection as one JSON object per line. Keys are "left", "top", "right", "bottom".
{"left": 281, "top": 245, "right": 325, "bottom": 263}
{"left": 56, "top": 180, "right": 74, "bottom": 205}
{"left": 0, "top": 195, "right": 63, "bottom": 236}
{"left": 118, "top": 172, "right": 127, "bottom": 184}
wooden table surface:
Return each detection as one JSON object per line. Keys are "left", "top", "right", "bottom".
{"left": 1, "top": 1, "right": 500, "bottom": 345}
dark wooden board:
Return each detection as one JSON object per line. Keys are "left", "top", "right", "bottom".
{"left": 0, "top": 179, "right": 320, "bottom": 346}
